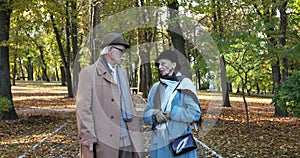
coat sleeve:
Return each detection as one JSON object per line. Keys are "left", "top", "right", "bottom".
{"left": 169, "top": 92, "right": 201, "bottom": 123}
{"left": 76, "top": 68, "right": 97, "bottom": 146}
{"left": 143, "top": 83, "right": 159, "bottom": 125}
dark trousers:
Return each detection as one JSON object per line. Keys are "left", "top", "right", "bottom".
{"left": 119, "top": 145, "right": 133, "bottom": 158}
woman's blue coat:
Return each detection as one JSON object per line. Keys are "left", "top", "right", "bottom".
{"left": 144, "top": 80, "right": 201, "bottom": 158}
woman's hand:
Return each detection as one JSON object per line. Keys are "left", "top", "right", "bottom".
{"left": 153, "top": 109, "right": 168, "bottom": 124}
{"left": 163, "top": 112, "right": 171, "bottom": 120}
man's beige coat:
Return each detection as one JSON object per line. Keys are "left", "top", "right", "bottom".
{"left": 76, "top": 61, "right": 144, "bottom": 158}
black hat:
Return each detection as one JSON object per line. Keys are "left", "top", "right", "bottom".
{"left": 100, "top": 32, "right": 130, "bottom": 49}
{"left": 155, "top": 50, "right": 181, "bottom": 70}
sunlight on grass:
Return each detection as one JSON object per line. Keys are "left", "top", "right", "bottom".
{"left": 198, "top": 91, "right": 272, "bottom": 103}
{"left": 0, "top": 133, "right": 48, "bottom": 145}
{"left": 14, "top": 81, "right": 62, "bottom": 87}
{"left": 13, "top": 96, "right": 67, "bottom": 101}
{"left": 12, "top": 87, "right": 67, "bottom": 93}
{"left": 12, "top": 81, "right": 75, "bottom": 111}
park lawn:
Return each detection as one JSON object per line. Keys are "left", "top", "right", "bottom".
{"left": 0, "top": 81, "right": 299, "bottom": 157}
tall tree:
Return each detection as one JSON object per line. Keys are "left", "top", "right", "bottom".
{"left": 37, "top": 46, "right": 50, "bottom": 82}
{"left": 64, "top": 0, "right": 73, "bottom": 97}
{"left": 167, "top": 0, "right": 185, "bottom": 55}
{"left": 71, "top": 0, "right": 80, "bottom": 95}
{"left": 279, "top": 0, "right": 289, "bottom": 82}
{"left": 254, "top": 0, "right": 287, "bottom": 117}
{"left": 89, "top": 0, "right": 101, "bottom": 64}
{"left": 0, "top": 1, "right": 18, "bottom": 120}
{"left": 24, "top": 30, "right": 51, "bottom": 82}
{"left": 220, "top": 55, "right": 231, "bottom": 107}
{"left": 211, "top": 0, "right": 231, "bottom": 107}
{"left": 274, "top": 0, "right": 290, "bottom": 116}
{"left": 50, "top": 9, "right": 74, "bottom": 97}
{"left": 167, "top": 0, "right": 193, "bottom": 79}
{"left": 137, "top": 29, "right": 154, "bottom": 97}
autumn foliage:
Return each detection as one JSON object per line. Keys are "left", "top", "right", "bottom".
{"left": 0, "top": 81, "right": 299, "bottom": 157}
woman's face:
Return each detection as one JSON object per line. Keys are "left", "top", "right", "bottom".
{"left": 157, "top": 59, "right": 176, "bottom": 76}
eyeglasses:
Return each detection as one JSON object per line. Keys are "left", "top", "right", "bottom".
{"left": 111, "top": 46, "right": 125, "bottom": 53}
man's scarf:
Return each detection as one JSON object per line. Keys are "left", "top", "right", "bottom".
{"left": 116, "top": 66, "right": 133, "bottom": 121}
{"left": 100, "top": 56, "right": 132, "bottom": 122}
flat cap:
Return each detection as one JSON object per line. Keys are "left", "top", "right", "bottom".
{"left": 100, "top": 32, "right": 130, "bottom": 49}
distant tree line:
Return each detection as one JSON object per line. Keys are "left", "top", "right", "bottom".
{"left": 0, "top": 0, "right": 299, "bottom": 120}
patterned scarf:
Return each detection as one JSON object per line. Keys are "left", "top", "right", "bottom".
{"left": 153, "top": 72, "right": 182, "bottom": 110}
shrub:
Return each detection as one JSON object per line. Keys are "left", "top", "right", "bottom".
{"left": 273, "top": 71, "right": 300, "bottom": 117}
{"left": 0, "top": 97, "right": 11, "bottom": 118}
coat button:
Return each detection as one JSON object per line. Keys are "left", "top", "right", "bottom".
{"left": 109, "top": 134, "right": 113, "bottom": 137}
{"left": 111, "top": 98, "right": 114, "bottom": 102}
{"left": 110, "top": 116, "right": 114, "bottom": 119}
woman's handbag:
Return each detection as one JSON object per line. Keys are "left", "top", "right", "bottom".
{"left": 169, "top": 133, "right": 197, "bottom": 156}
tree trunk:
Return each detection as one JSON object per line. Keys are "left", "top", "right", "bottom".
{"left": 271, "top": 62, "right": 281, "bottom": 90}
{"left": 65, "top": 66, "right": 74, "bottom": 97}
{"left": 139, "top": 50, "right": 152, "bottom": 98}
{"left": 38, "top": 46, "right": 50, "bottom": 82}
{"left": 71, "top": 0, "right": 80, "bottom": 96}
{"left": 236, "top": 85, "right": 240, "bottom": 93}
{"left": 61, "top": 66, "right": 67, "bottom": 86}
{"left": 126, "top": 31, "right": 139, "bottom": 89}
{"left": 220, "top": 55, "right": 231, "bottom": 107}
{"left": 257, "top": 0, "right": 286, "bottom": 117}
{"left": 89, "top": 0, "right": 101, "bottom": 64}
{"left": 167, "top": 0, "right": 185, "bottom": 55}
{"left": 272, "top": 60, "right": 286, "bottom": 117}
{"left": 281, "top": 58, "right": 288, "bottom": 82}
{"left": 50, "top": 13, "right": 73, "bottom": 97}
{"left": 228, "top": 83, "right": 232, "bottom": 93}
{"left": 65, "top": 1, "right": 74, "bottom": 98}
{"left": 212, "top": 0, "right": 231, "bottom": 107}
{"left": 27, "top": 56, "right": 33, "bottom": 81}
{"left": 241, "top": 77, "right": 250, "bottom": 134}
{"left": 279, "top": 0, "right": 289, "bottom": 83}
{"left": 256, "top": 82, "right": 260, "bottom": 94}
{"left": 18, "top": 57, "right": 25, "bottom": 79}
{"left": 0, "top": 3, "right": 18, "bottom": 120}
{"left": 196, "top": 70, "right": 201, "bottom": 90}
{"left": 55, "top": 66, "right": 59, "bottom": 81}
{"left": 12, "top": 53, "right": 17, "bottom": 85}
{"left": 167, "top": 0, "right": 192, "bottom": 79}
{"left": 273, "top": 0, "right": 289, "bottom": 117}
{"left": 71, "top": 0, "right": 79, "bottom": 62}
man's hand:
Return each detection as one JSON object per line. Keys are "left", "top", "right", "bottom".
{"left": 153, "top": 109, "right": 168, "bottom": 124}
{"left": 89, "top": 143, "right": 94, "bottom": 152}
{"left": 89, "top": 142, "right": 97, "bottom": 152}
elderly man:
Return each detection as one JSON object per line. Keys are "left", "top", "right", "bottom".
{"left": 76, "top": 32, "right": 144, "bottom": 158}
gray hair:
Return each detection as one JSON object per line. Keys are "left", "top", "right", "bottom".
{"left": 100, "top": 46, "right": 109, "bottom": 55}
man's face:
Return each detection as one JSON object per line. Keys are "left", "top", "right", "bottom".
{"left": 157, "top": 59, "right": 176, "bottom": 76}
{"left": 108, "top": 45, "right": 126, "bottom": 65}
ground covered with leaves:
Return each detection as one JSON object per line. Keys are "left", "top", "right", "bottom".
{"left": 0, "top": 81, "right": 299, "bottom": 157}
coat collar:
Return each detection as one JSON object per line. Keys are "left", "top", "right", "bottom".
{"left": 95, "top": 60, "right": 116, "bottom": 85}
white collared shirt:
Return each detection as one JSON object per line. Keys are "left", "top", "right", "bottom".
{"left": 108, "top": 63, "right": 118, "bottom": 84}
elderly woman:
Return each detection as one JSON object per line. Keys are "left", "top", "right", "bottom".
{"left": 144, "top": 50, "right": 201, "bottom": 158}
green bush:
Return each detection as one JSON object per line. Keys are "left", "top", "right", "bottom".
{"left": 0, "top": 97, "right": 11, "bottom": 118}
{"left": 273, "top": 71, "right": 300, "bottom": 117}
